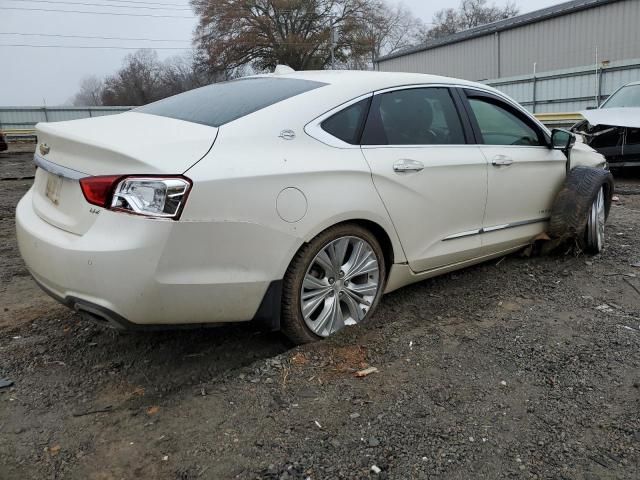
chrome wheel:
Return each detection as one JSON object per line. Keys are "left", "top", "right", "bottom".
{"left": 586, "top": 186, "right": 605, "bottom": 251}
{"left": 300, "top": 236, "right": 380, "bottom": 337}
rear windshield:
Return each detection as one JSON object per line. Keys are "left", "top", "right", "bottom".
{"left": 136, "top": 77, "right": 326, "bottom": 127}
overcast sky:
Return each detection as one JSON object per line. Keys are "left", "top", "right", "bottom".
{"left": 1, "top": 0, "right": 564, "bottom": 105}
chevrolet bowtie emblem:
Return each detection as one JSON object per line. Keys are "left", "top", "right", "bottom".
{"left": 39, "top": 143, "right": 50, "bottom": 155}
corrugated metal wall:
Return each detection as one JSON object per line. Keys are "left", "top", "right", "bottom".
{"left": 488, "top": 59, "right": 640, "bottom": 112}
{"left": 498, "top": 0, "right": 640, "bottom": 77}
{"left": 0, "top": 106, "right": 132, "bottom": 130}
{"left": 376, "top": 35, "right": 498, "bottom": 79}
{"left": 377, "top": 0, "right": 640, "bottom": 112}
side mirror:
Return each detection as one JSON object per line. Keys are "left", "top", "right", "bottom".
{"left": 551, "top": 128, "right": 575, "bottom": 153}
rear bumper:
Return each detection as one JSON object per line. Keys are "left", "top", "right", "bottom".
{"left": 32, "top": 274, "right": 283, "bottom": 331}
{"left": 16, "top": 188, "right": 296, "bottom": 327}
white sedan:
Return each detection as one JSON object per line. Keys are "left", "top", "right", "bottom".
{"left": 16, "top": 70, "right": 612, "bottom": 344}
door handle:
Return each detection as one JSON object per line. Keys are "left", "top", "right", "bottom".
{"left": 492, "top": 155, "right": 513, "bottom": 166}
{"left": 393, "top": 159, "right": 424, "bottom": 173}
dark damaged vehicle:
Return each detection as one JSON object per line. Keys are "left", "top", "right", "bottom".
{"left": 0, "top": 130, "right": 8, "bottom": 152}
{"left": 572, "top": 81, "right": 640, "bottom": 168}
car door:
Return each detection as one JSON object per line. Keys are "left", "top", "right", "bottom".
{"left": 461, "top": 89, "right": 567, "bottom": 253}
{"left": 360, "top": 86, "right": 488, "bottom": 273}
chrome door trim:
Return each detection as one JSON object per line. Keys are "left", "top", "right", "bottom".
{"left": 304, "top": 81, "right": 550, "bottom": 148}
{"left": 373, "top": 82, "right": 466, "bottom": 95}
{"left": 34, "top": 153, "right": 88, "bottom": 180}
{"left": 482, "top": 223, "right": 509, "bottom": 233}
{"left": 442, "top": 229, "right": 482, "bottom": 241}
{"left": 361, "top": 144, "right": 481, "bottom": 150}
{"left": 442, "top": 217, "right": 550, "bottom": 241}
{"left": 500, "top": 217, "right": 551, "bottom": 230}
{"left": 372, "top": 83, "right": 542, "bottom": 133}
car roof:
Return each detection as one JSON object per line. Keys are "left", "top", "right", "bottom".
{"left": 254, "top": 69, "right": 497, "bottom": 94}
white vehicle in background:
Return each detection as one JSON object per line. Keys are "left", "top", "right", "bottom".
{"left": 16, "top": 70, "right": 612, "bottom": 344}
{"left": 572, "top": 80, "right": 640, "bottom": 168}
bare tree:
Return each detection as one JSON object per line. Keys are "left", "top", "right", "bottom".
{"left": 101, "top": 50, "right": 163, "bottom": 106}
{"left": 158, "top": 52, "right": 231, "bottom": 97}
{"left": 190, "top": 0, "right": 423, "bottom": 73}
{"left": 74, "top": 1, "right": 426, "bottom": 106}
{"left": 361, "top": 1, "right": 424, "bottom": 65}
{"left": 71, "top": 76, "right": 104, "bottom": 106}
{"left": 426, "top": 0, "right": 519, "bottom": 39}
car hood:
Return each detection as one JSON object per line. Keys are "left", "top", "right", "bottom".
{"left": 35, "top": 111, "right": 218, "bottom": 176}
{"left": 579, "top": 107, "right": 640, "bottom": 128}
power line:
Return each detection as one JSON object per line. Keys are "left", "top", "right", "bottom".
{"left": 23, "top": 0, "right": 193, "bottom": 6}
{"left": 0, "top": 32, "right": 192, "bottom": 42}
{"left": 10, "top": 0, "right": 192, "bottom": 11}
{"left": 0, "top": 41, "right": 329, "bottom": 49}
{"left": 88, "top": 0, "right": 191, "bottom": 5}
{"left": 0, "top": 43, "right": 193, "bottom": 50}
{"left": 3, "top": 6, "right": 196, "bottom": 18}
{"left": 107, "top": 0, "right": 190, "bottom": 5}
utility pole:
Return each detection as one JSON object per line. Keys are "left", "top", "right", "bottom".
{"left": 532, "top": 62, "right": 537, "bottom": 114}
{"left": 330, "top": 16, "right": 336, "bottom": 69}
{"left": 595, "top": 46, "right": 599, "bottom": 107}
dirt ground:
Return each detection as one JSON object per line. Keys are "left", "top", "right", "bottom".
{"left": 1, "top": 146, "right": 639, "bottom": 480}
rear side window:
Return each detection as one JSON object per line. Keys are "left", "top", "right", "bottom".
{"left": 321, "top": 98, "right": 371, "bottom": 145}
{"left": 362, "top": 87, "right": 466, "bottom": 146}
{"left": 136, "top": 77, "right": 326, "bottom": 127}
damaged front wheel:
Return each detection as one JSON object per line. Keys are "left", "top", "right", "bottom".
{"left": 582, "top": 186, "right": 606, "bottom": 253}
{"left": 547, "top": 166, "right": 614, "bottom": 254}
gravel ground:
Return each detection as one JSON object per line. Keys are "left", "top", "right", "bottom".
{"left": 1, "top": 148, "right": 639, "bottom": 479}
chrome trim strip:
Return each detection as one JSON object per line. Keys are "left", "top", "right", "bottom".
{"left": 305, "top": 82, "right": 549, "bottom": 148}
{"left": 442, "top": 229, "right": 481, "bottom": 241}
{"left": 497, "top": 217, "right": 550, "bottom": 230}
{"left": 373, "top": 82, "right": 468, "bottom": 95}
{"left": 34, "top": 153, "right": 88, "bottom": 180}
{"left": 443, "top": 217, "right": 550, "bottom": 241}
{"left": 482, "top": 224, "right": 509, "bottom": 232}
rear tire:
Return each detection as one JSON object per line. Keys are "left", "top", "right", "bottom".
{"left": 281, "top": 224, "right": 386, "bottom": 345}
{"left": 547, "top": 166, "right": 613, "bottom": 254}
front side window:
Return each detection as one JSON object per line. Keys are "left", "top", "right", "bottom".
{"left": 362, "top": 88, "right": 466, "bottom": 146}
{"left": 321, "top": 98, "right": 370, "bottom": 145}
{"left": 468, "top": 97, "right": 543, "bottom": 146}
{"left": 136, "top": 77, "right": 326, "bottom": 128}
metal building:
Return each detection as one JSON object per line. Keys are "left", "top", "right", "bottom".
{"left": 375, "top": 0, "right": 640, "bottom": 113}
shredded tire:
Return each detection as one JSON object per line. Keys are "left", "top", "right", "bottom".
{"left": 547, "top": 166, "right": 614, "bottom": 243}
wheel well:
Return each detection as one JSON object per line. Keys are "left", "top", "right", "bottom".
{"left": 344, "top": 219, "right": 395, "bottom": 275}
{"left": 294, "top": 219, "right": 396, "bottom": 277}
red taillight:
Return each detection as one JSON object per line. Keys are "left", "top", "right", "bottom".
{"left": 79, "top": 175, "right": 121, "bottom": 208}
{"left": 78, "top": 175, "right": 192, "bottom": 220}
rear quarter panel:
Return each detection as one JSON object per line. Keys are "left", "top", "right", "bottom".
{"left": 182, "top": 121, "right": 405, "bottom": 280}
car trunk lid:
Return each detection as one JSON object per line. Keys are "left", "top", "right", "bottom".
{"left": 32, "top": 112, "right": 217, "bottom": 235}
